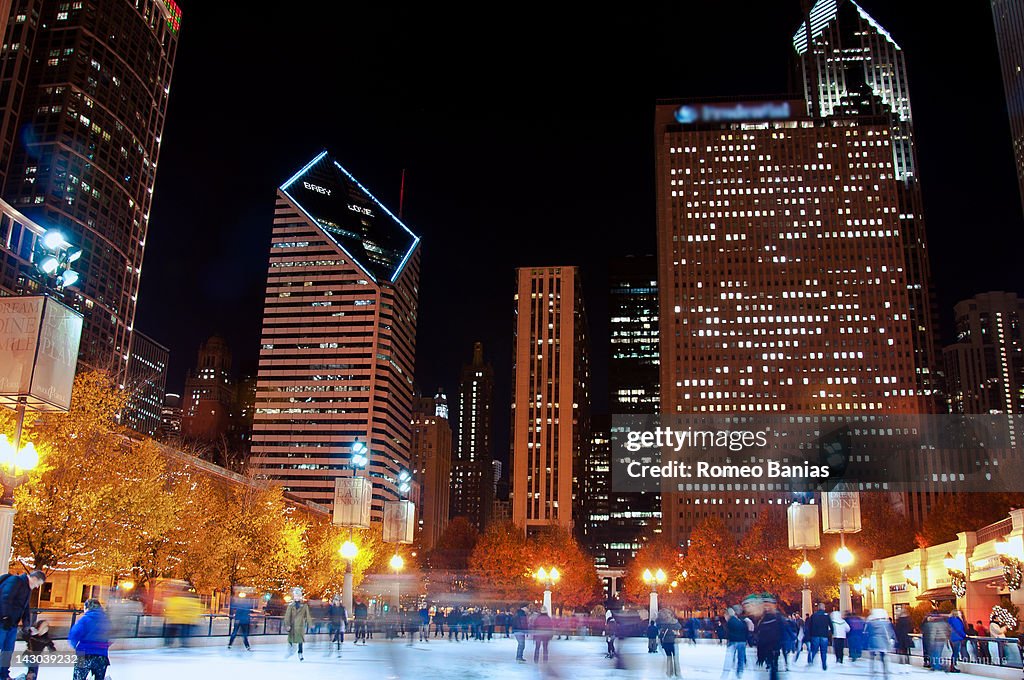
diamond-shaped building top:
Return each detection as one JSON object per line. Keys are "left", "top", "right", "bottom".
{"left": 280, "top": 151, "right": 419, "bottom": 283}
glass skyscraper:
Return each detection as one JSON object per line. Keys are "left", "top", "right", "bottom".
{"left": 992, "top": 0, "right": 1024, "bottom": 216}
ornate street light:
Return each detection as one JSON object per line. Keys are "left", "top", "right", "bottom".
{"left": 834, "top": 544, "right": 854, "bottom": 613}
{"left": 390, "top": 553, "right": 404, "bottom": 613}
{"left": 643, "top": 568, "right": 668, "bottom": 616}
{"left": 535, "top": 566, "right": 560, "bottom": 615}
{"left": 995, "top": 537, "right": 1023, "bottom": 591}
{"left": 903, "top": 564, "right": 920, "bottom": 588}
{"left": 944, "top": 552, "right": 967, "bottom": 598}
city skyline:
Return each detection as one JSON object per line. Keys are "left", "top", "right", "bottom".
{"left": 132, "top": 2, "right": 1021, "bottom": 472}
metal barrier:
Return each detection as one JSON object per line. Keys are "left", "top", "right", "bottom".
{"left": 28, "top": 608, "right": 287, "bottom": 640}
{"left": 908, "top": 633, "right": 1023, "bottom": 669}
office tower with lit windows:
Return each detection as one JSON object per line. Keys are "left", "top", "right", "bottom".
{"left": 656, "top": 97, "right": 928, "bottom": 544}
{"left": 993, "top": 0, "right": 1024, "bottom": 215}
{"left": 181, "top": 334, "right": 234, "bottom": 441}
{"left": 581, "top": 417, "right": 612, "bottom": 564}
{"left": 451, "top": 342, "right": 494, "bottom": 530}
{"left": 944, "top": 292, "right": 1024, "bottom": 417}
{"left": 249, "top": 151, "right": 421, "bottom": 519}
{"left": 795, "top": 0, "right": 939, "bottom": 408}
{"left": 510, "top": 266, "right": 590, "bottom": 536}
{"left": 0, "top": 0, "right": 181, "bottom": 379}
{"left": 606, "top": 256, "right": 661, "bottom": 565}
{"left": 411, "top": 393, "right": 452, "bottom": 550}
{"left": 121, "top": 330, "right": 167, "bottom": 436}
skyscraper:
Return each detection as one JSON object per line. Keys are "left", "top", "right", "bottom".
{"left": 944, "top": 292, "right": 1024, "bottom": 417}
{"left": 0, "top": 0, "right": 181, "bottom": 376}
{"left": 452, "top": 341, "right": 494, "bottom": 530}
{"left": 410, "top": 392, "right": 452, "bottom": 551}
{"left": 610, "top": 255, "right": 660, "bottom": 413}
{"left": 181, "top": 334, "right": 234, "bottom": 442}
{"left": 510, "top": 266, "right": 589, "bottom": 536}
{"left": 794, "top": 0, "right": 939, "bottom": 409}
{"left": 992, "top": 0, "right": 1024, "bottom": 215}
{"left": 656, "top": 97, "right": 928, "bottom": 543}
{"left": 249, "top": 151, "right": 421, "bottom": 519}
{"left": 121, "top": 329, "right": 167, "bottom": 436}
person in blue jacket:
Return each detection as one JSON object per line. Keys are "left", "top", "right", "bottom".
{"left": 948, "top": 609, "right": 967, "bottom": 673}
{"left": 67, "top": 599, "right": 110, "bottom": 680}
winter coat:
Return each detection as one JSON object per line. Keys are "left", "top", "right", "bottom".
{"left": 68, "top": 609, "right": 111, "bottom": 657}
{"left": 831, "top": 612, "right": 850, "bottom": 639}
{"left": 164, "top": 594, "right": 202, "bottom": 626}
{"left": 231, "top": 597, "right": 253, "bottom": 624}
{"left": 894, "top": 615, "right": 913, "bottom": 650}
{"left": 532, "top": 613, "right": 553, "bottom": 640}
{"left": 284, "top": 602, "right": 313, "bottom": 644}
{"left": 923, "top": 614, "right": 950, "bottom": 649}
{"left": 513, "top": 609, "right": 529, "bottom": 634}
{"left": 990, "top": 621, "right": 1007, "bottom": 638}
{"left": 0, "top": 575, "right": 31, "bottom": 629}
{"left": 808, "top": 610, "right": 832, "bottom": 638}
{"left": 756, "top": 612, "right": 783, "bottom": 653}
{"left": 864, "top": 618, "right": 895, "bottom": 653}
{"left": 327, "top": 604, "right": 347, "bottom": 632}
{"left": 949, "top": 615, "right": 967, "bottom": 643}
{"left": 354, "top": 603, "right": 368, "bottom": 620}
{"left": 726, "top": 615, "right": 748, "bottom": 642}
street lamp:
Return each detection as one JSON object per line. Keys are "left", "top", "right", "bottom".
{"left": 796, "top": 559, "right": 814, "bottom": 614}
{"left": 995, "top": 537, "right": 1024, "bottom": 590}
{"left": 643, "top": 568, "right": 668, "bottom": 617}
{"left": 944, "top": 552, "right": 968, "bottom": 598}
{"left": 34, "top": 229, "right": 82, "bottom": 293}
{"left": 853, "top": 576, "right": 874, "bottom": 609}
{"left": 390, "top": 553, "right": 404, "bottom": 614}
{"left": 835, "top": 543, "right": 854, "bottom": 613}
{"left": 903, "top": 564, "right": 920, "bottom": 588}
{"left": 340, "top": 443, "right": 369, "bottom": 614}
{"left": 535, "top": 566, "right": 560, "bottom": 615}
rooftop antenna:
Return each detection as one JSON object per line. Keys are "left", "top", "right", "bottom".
{"left": 399, "top": 168, "right": 407, "bottom": 219}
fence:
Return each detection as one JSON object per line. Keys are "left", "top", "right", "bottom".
{"left": 908, "top": 633, "right": 1023, "bottom": 669}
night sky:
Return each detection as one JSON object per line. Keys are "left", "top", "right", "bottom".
{"left": 134, "top": 2, "right": 1023, "bottom": 468}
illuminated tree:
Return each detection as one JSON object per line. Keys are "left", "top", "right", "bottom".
{"left": 528, "top": 526, "right": 602, "bottom": 610}
{"left": 429, "top": 516, "right": 479, "bottom": 570}
{"left": 621, "top": 537, "right": 685, "bottom": 606}
{"left": 679, "top": 516, "right": 737, "bottom": 611}
{"left": 468, "top": 521, "right": 531, "bottom": 601}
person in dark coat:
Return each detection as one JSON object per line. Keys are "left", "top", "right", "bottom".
{"left": 807, "top": 604, "right": 832, "bottom": 670}
{"left": 647, "top": 619, "right": 660, "bottom": 654}
{"left": 512, "top": 607, "right": 528, "bottom": 662}
{"left": 660, "top": 618, "right": 681, "bottom": 677}
{"left": 353, "top": 599, "right": 368, "bottom": 644}
{"left": 532, "top": 608, "right": 553, "bottom": 663}
{"left": 894, "top": 612, "right": 913, "bottom": 664}
{"left": 0, "top": 571, "right": 44, "bottom": 680}
{"left": 227, "top": 593, "right": 253, "bottom": 651}
{"left": 756, "top": 601, "right": 784, "bottom": 680}
{"left": 67, "top": 599, "right": 110, "bottom": 680}
{"left": 326, "top": 596, "right": 347, "bottom": 654}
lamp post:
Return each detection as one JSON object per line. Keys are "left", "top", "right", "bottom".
{"left": 853, "top": 576, "right": 874, "bottom": 610}
{"left": 535, "top": 566, "right": 560, "bottom": 615}
{"left": 797, "top": 557, "right": 815, "bottom": 617}
{"left": 835, "top": 538, "right": 854, "bottom": 614}
{"left": 339, "top": 441, "right": 369, "bottom": 614}
{"left": 944, "top": 552, "right": 968, "bottom": 600}
{"left": 643, "top": 568, "right": 668, "bottom": 618}
{"left": 390, "top": 553, "right": 404, "bottom": 613}
{"left": 995, "top": 537, "right": 1024, "bottom": 591}
{"left": 903, "top": 564, "right": 920, "bottom": 589}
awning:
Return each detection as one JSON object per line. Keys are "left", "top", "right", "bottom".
{"left": 916, "top": 586, "right": 955, "bottom": 601}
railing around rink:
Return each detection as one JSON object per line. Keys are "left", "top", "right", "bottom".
{"left": 908, "top": 633, "right": 1024, "bottom": 669}
{"left": 28, "top": 608, "right": 291, "bottom": 640}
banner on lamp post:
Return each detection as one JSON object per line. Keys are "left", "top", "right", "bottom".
{"left": 333, "top": 477, "right": 372, "bottom": 528}
{"left": 788, "top": 503, "right": 821, "bottom": 549}
{"left": 383, "top": 499, "right": 415, "bottom": 544}
{"left": 0, "top": 296, "right": 82, "bottom": 412}
{"left": 821, "top": 485, "right": 862, "bottom": 534}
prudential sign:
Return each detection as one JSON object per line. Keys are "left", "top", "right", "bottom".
{"left": 675, "top": 101, "right": 792, "bottom": 124}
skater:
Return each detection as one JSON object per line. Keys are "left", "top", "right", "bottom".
{"left": 948, "top": 609, "right": 966, "bottom": 672}
{"left": 18, "top": 618, "right": 56, "bottom": 680}
{"left": 781, "top": 612, "right": 799, "bottom": 670}
{"left": 831, "top": 610, "right": 850, "bottom": 663}
{"left": 807, "top": 604, "right": 832, "bottom": 670}
{"left": 327, "top": 595, "right": 347, "bottom": 654}
{"left": 0, "top": 570, "right": 44, "bottom": 680}
{"left": 604, "top": 612, "right": 618, "bottom": 658}
{"left": 67, "top": 599, "right": 110, "bottom": 680}
{"left": 723, "top": 606, "right": 748, "bottom": 678}
{"left": 531, "top": 607, "right": 553, "bottom": 663}
{"left": 922, "top": 609, "right": 950, "bottom": 671}
{"left": 660, "top": 617, "right": 681, "bottom": 677}
{"left": 755, "top": 601, "right": 783, "bottom": 680}
{"left": 647, "top": 618, "right": 659, "bottom": 654}
{"left": 284, "top": 589, "right": 313, "bottom": 661}
{"left": 418, "top": 604, "right": 430, "bottom": 642}
{"left": 865, "top": 608, "right": 896, "bottom": 679}
{"left": 512, "top": 606, "right": 528, "bottom": 662}
{"left": 227, "top": 592, "right": 253, "bottom": 651}
{"left": 353, "top": 599, "right": 368, "bottom": 644}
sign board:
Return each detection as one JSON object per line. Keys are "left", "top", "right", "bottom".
{"left": 821, "top": 485, "right": 862, "bottom": 534}
{"left": 788, "top": 503, "right": 821, "bottom": 549}
{"left": 0, "top": 295, "right": 82, "bottom": 411}
{"left": 332, "top": 477, "right": 372, "bottom": 528}
{"left": 382, "top": 499, "right": 415, "bottom": 544}
{"left": 674, "top": 101, "right": 792, "bottom": 125}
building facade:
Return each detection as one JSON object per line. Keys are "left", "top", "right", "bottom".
{"left": 656, "top": 99, "right": 929, "bottom": 544}
{"left": 794, "top": 0, "right": 939, "bottom": 409}
{"left": 181, "top": 334, "right": 234, "bottom": 442}
{"left": 451, "top": 341, "right": 494, "bottom": 530}
{"left": 0, "top": 0, "right": 181, "bottom": 377}
{"left": 121, "top": 329, "right": 166, "bottom": 436}
{"left": 993, "top": 0, "right": 1024, "bottom": 216}
{"left": 410, "top": 393, "right": 452, "bottom": 551}
{"left": 944, "top": 292, "right": 1024, "bottom": 417}
{"left": 510, "top": 266, "right": 589, "bottom": 536}
{"left": 249, "top": 151, "right": 420, "bottom": 520}
{"left": 610, "top": 255, "right": 660, "bottom": 412}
